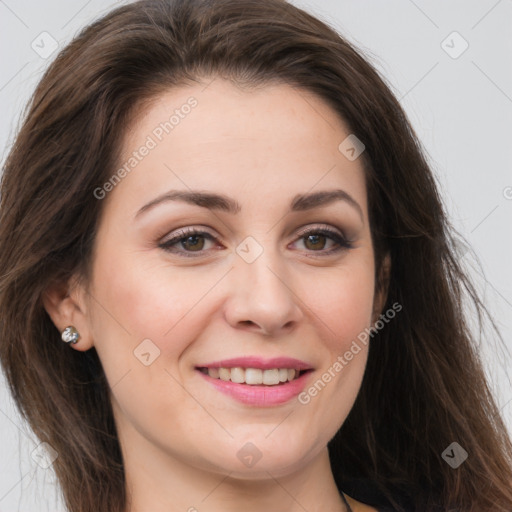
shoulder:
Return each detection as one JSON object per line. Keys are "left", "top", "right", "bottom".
{"left": 344, "top": 493, "right": 380, "bottom": 512}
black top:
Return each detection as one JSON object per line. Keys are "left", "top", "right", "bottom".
{"left": 339, "top": 477, "right": 415, "bottom": 511}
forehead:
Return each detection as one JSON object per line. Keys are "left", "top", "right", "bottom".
{"left": 110, "top": 78, "right": 368, "bottom": 217}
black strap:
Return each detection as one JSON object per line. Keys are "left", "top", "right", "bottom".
{"left": 340, "top": 491, "right": 354, "bottom": 512}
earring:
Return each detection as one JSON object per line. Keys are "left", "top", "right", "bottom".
{"left": 61, "top": 326, "right": 80, "bottom": 344}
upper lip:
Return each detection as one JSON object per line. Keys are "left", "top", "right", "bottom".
{"left": 196, "top": 356, "right": 313, "bottom": 370}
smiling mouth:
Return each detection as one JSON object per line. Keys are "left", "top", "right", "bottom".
{"left": 196, "top": 367, "right": 312, "bottom": 386}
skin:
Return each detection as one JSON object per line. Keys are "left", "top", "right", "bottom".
{"left": 44, "top": 78, "right": 389, "bottom": 512}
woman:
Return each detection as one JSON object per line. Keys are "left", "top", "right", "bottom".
{"left": 0, "top": 1, "right": 511, "bottom": 511}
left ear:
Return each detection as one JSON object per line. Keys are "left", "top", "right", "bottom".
{"left": 41, "top": 274, "right": 95, "bottom": 351}
{"left": 372, "top": 252, "right": 391, "bottom": 324}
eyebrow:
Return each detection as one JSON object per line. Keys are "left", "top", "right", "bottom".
{"left": 135, "top": 188, "right": 364, "bottom": 221}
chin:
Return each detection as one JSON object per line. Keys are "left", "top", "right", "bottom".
{"left": 199, "top": 433, "right": 323, "bottom": 480}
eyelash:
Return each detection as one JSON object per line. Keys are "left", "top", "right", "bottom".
{"left": 158, "top": 225, "right": 353, "bottom": 258}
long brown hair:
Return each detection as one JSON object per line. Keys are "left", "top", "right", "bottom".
{"left": 1, "top": 1, "right": 511, "bottom": 511}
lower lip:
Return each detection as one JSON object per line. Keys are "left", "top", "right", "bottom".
{"left": 196, "top": 369, "right": 312, "bottom": 406}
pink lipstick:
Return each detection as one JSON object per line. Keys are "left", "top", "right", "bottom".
{"left": 195, "top": 356, "right": 314, "bottom": 407}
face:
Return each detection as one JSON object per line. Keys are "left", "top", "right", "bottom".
{"left": 65, "top": 78, "right": 385, "bottom": 480}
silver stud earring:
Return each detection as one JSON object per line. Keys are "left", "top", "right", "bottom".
{"left": 61, "top": 326, "right": 80, "bottom": 344}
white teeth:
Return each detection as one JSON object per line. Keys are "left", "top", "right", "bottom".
{"left": 245, "top": 368, "right": 263, "bottom": 385}
{"left": 208, "top": 368, "right": 219, "bottom": 379}
{"left": 263, "top": 369, "right": 279, "bottom": 385}
{"left": 219, "top": 368, "right": 231, "bottom": 381}
{"left": 203, "top": 367, "right": 302, "bottom": 385}
{"left": 230, "top": 367, "right": 245, "bottom": 384}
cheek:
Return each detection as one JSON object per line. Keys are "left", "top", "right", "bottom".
{"left": 288, "top": 261, "right": 375, "bottom": 441}
{"left": 88, "top": 246, "right": 222, "bottom": 368}
{"left": 299, "top": 257, "right": 376, "bottom": 350}
{"left": 86, "top": 250, "right": 211, "bottom": 431}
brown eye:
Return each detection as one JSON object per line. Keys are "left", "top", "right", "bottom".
{"left": 181, "top": 235, "right": 206, "bottom": 251}
{"left": 303, "top": 233, "right": 328, "bottom": 251}
{"left": 292, "top": 227, "right": 353, "bottom": 256}
{"left": 159, "top": 228, "right": 217, "bottom": 257}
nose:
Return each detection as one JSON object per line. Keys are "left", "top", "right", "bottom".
{"left": 223, "top": 247, "right": 304, "bottom": 336}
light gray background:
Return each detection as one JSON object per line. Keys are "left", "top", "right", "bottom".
{"left": 1, "top": 1, "right": 511, "bottom": 510}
